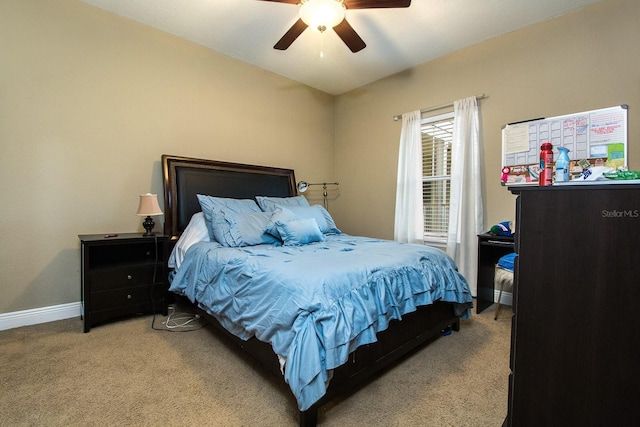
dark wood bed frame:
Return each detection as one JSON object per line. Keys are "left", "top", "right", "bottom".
{"left": 161, "top": 154, "right": 462, "bottom": 426}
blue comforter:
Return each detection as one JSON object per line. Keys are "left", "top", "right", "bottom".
{"left": 169, "top": 234, "right": 472, "bottom": 410}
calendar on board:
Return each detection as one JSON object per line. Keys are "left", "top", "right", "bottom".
{"left": 500, "top": 105, "right": 628, "bottom": 185}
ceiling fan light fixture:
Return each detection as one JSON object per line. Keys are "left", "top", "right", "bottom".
{"left": 299, "top": 0, "right": 346, "bottom": 33}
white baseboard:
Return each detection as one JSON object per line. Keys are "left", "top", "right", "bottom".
{"left": 494, "top": 290, "right": 512, "bottom": 307}
{"left": 0, "top": 292, "right": 510, "bottom": 332}
{"left": 0, "top": 302, "right": 82, "bottom": 332}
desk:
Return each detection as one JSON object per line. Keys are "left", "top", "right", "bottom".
{"left": 476, "top": 233, "right": 515, "bottom": 314}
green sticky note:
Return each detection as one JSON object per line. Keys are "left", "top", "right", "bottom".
{"left": 608, "top": 143, "right": 624, "bottom": 161}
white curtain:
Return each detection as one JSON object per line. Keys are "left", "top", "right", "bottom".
{"left": 394, "top": 110, "right": 423, "bottom": 243}
{"left": 446, "top": 97, "right": 484, "bottom": 295}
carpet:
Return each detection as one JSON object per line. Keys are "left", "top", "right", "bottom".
{"left": 0, "top": 301, "right": 511, "bottom": 426}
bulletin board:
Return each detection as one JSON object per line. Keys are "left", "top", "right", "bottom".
{"left": 500, "top": 105, "right": 628, "bottom": 185}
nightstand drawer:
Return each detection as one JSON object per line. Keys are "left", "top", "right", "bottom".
{"left": 89, "top": 264, "right": 162, "bottom": 291}
{"left": 90, "top": 283, "right": 165, "bottom": 312}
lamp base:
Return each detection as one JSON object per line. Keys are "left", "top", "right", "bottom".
{"left": 142, "top": 216, "right": 155, "bottom": 237}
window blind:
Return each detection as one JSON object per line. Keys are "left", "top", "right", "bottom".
{"left": 422, "top": 114, "right": 453, "bottom": 240}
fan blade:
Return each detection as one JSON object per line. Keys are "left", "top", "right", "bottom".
{"left": 274, "top": 18, "right": 308, "bottom": 50}
{"left": 344, "top": 0, "right": 411, "bottom": 9}
{"left": 258, "top": 0, "right": 300, "bottom": 4}
{"left": 334, "top": 19, "right": 366, "bottom": 53}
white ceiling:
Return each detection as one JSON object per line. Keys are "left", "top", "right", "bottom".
{"left": 78, "top": 0, "right": 601, "bottom": 95}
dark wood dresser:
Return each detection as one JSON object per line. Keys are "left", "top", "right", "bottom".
{"left": 505, "top": 183, "right": 640, "bottom": 426}
{"left": 79, "top": 233, "right": 168, "bottom": 332}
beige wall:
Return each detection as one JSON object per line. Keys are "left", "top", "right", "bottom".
{"left": 332, "top": 0, "right": 640, "bottom": 240}
{"left": 2, "top": 0, "right": 638, "bottom": 316}
{"left": 0, "top": 0, "right": 334, "bottom": 314}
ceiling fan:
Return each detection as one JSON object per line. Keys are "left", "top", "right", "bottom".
{"left": 260, "top": 0, "right": 412, "bottom": 53}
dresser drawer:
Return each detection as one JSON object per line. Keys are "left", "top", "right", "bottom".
{"left": 90, "top": 283, "right": 165, "bottom": 312}
{"left": 89, "top": 264, "right": 163, "bottom": 291}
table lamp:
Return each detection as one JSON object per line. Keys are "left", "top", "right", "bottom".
{"left": 136, "top": 193, "right": 163, "bottom": 236}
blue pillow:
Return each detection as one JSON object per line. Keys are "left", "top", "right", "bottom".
{"left": 265, "top": 207, "right": 297, "bottom": 238}
{"left": 255, "top": 195, "right": 310, "bottom": 212}
{"left": 227, "top": 211, "right": 280, "bottom": 247}
{"left": 276, "top": 218, "right": 324, "bottom": 246}
{"left": 197, "top": 195, "right": 261, "bottom": 246}
{"left": 285, "top": 205, "right": 341, "bottom": 235}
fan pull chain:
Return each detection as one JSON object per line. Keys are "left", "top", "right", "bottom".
{"left": 316, "top": 24, "right": 328, "bottom": 59}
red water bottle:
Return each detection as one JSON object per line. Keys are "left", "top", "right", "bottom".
{"left": 539, "top": 142, "right": 553, "bottom": 186}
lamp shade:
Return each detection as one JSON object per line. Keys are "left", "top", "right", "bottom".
{"left": 297, "top": 181, "right": 309, "bottom": 193}
{"left": 136, "top": 193, "right": 163, "bottom": 216}
{"left": 300, "top": 0, "right": 346, "bottom": 32}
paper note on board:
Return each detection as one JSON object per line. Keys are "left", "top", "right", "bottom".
{"left": 502, "top": 123, "right": 530, "bottom": 154}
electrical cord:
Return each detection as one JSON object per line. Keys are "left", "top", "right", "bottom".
{"left": 151, "top": 304, "right": 208, "bottom": 332}
{"left": 152, "top": 234, "right": 158, "bottom": 284}
{"left": 146, "top": 235, "right": 207, "bottom": 332}
{"left": 147, "top": 234, "right": 161, "bottom": 320}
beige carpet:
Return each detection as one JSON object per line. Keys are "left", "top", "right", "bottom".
{"left": 0, "top": 301, "right": 511, "bottom": 426}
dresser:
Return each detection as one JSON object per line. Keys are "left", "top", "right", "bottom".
{"left": 79, "top": 233, "right": 168, "bottom": 332}
{"left": 505, "top": 184, "right": 640, "bottom": 426}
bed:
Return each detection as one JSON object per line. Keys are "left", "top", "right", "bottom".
{"left": 161, "top": 154, "right": 473, "bottom": 426}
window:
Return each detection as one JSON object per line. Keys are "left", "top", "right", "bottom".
{"left": 421, "top": 112, "right": 454, "bottom": 244}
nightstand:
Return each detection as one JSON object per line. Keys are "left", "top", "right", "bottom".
{"left": 78, "top": 233, "right": 169, "bottom": 332}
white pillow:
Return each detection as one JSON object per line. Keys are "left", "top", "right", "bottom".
{"left": 168, "top": 212, "right": 211, "bottom": 269}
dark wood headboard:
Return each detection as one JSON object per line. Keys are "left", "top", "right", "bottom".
{"left": 161, "top": 155, "right": 296, "bottom": 240}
